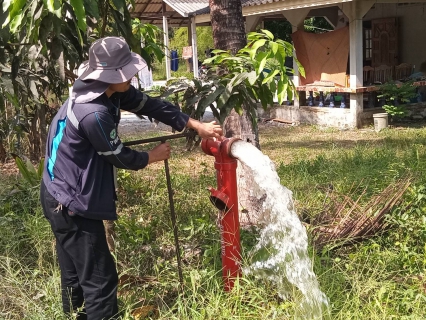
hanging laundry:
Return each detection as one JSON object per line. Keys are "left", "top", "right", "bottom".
{"left": 171, "top": 49, "right": 179, "bottom": 72}
{"left": 182, "top": 46, "right": 192, "bottom": 59}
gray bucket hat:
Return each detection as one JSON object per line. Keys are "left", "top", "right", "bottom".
{"left": 78, "top": 36, "right": 147, "bottom": 84}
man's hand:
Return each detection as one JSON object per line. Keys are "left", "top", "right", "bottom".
{"left": 148, "top": 142, "right": 171, "bottom": 164}
{"left": 187, "top": 119, "right": 223, "bottom": 140}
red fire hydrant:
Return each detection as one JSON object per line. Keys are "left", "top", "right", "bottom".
{"left": 201, "top": 138, "right": 241, "bottom": 291}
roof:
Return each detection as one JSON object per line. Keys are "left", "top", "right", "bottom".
{"left": 196, "top": 0, "right": 253, "bottom": 15}
{"left": 163, "top": 0, "right": 208, "bottom": 17}
{"left": 132, "top": 0, "right": 357, "bottom": 26}
{"left": 131, "top": 0, "right": 209, "bottom": 26}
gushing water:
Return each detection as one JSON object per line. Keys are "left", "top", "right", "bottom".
{"left": 231, "top": 141, "right": 329, "bottom": 319}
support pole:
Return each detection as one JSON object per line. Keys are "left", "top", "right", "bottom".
{"left": 341, "top": 1, "right": 374, "bottom": 127}
{"left": 162, "top": 3, "right": 171, "bottom": 80}
{"left": 191, "top": 16, "right": 198, "bottom": 79}
{"left": 283, "top": 9, "right": 309, "bottom": 107}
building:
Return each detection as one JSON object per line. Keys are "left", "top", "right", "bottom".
{"left": 132, "top": 0, "right": 426, "bottom": 128}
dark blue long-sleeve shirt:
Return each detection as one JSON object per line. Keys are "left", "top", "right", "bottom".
{"left": 42, "top": 81, "right": 189, "bottom": 220}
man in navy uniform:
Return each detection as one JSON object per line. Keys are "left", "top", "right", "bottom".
{"left": 40, "top": 37, "right": 223, "bottom": 319}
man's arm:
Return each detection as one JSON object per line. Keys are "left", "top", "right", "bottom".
{"left": 117, "top": 86, "right": 223, "bottom": 139}
{"left": 79, "top": 110, "right": 171, "bottom": 170}
{"left": 117, "top": 86, "right": 189, "bottom": 131}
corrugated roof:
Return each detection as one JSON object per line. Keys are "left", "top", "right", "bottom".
{"left": 196, "top": 0, "right": 259, "bottom": 15}
{"left": 131, "top": 0, "right": 210, "bottom": 26}
{"left": 163, "top": 0, "right": 209, "bottom": 17}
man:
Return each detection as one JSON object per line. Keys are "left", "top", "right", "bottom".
{"left": 40, "top": 37, "right": 223, "bottom": 319}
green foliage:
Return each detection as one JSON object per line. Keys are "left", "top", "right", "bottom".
{"left": 132, "top": 19, "right": 165, "bottom": 68}
{"left": 0, "top": 0, "right": 165, "bottom": 160}
{"left": 160, "top": 30, "right": 301, "bottom": 130}
{"left": 385, "top": 185, "right": 426, "bottom": 273}
{"left": 13, "top": 154, "right": 44, "bottom": 188}
{"left": 378, "top": 81, "right": 417, "bottom": 118}
{"left": 169, "top": 26, "right": 214, "bottom": 63}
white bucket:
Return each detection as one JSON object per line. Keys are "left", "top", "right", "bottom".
{"left": 373, "top": 113, "right": 388, "bottom": 131}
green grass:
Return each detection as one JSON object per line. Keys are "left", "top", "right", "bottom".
{"left": 1, "top": 123, "right": 426, "bottom": 319}
{"left": 152, "top": 60, "right": 194, "bottom": 81}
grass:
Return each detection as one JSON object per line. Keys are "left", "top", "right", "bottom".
{"left": 152, "top": 60, "right": 194, "bottom": 81}
{"left": 1, "top": 123, "right": 426, "bottom": 319}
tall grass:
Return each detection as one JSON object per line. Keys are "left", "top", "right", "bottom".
{"left": 1, "top": 124, "right": 425, "bottom": 319}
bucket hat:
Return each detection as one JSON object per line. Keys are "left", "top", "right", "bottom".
{"left": 78, "top": 36, "right": 147, "bottom": 84}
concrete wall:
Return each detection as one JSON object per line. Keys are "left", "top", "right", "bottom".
{"left": 261, "top": 103, "right": 426, "bottom": 128}
{"left": 364, "top": 3, "right": 426, "bottom": 72}
{"left": 260, "top": 105, "right": 354, "bottom": 128}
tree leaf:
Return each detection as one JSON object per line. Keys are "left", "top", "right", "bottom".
{"left": 262, "top": 69, "right": 279, "bottom": 84}
{"left": 10, "top": 13, "right": 24, "bottom": 33}
{"left": 270, "top": 41, "right": 278, "bottom": 55}
{"left": 256, "top": 52, "right": 268, "bottom": 75}
{"left": 111, "top": 0, "right": 126, "bottom": 15}
{"left": 210, "top": 105, "right": 221, "bottom": 123}
{"left": 50, "top": 36, "right": 62, "bottom": 60}
{"left": 14, "top": 156, "right": 36, "bottom": 186}
{"left": 196, "top": 86, "right": 225, "bottom": 117}
{"left": 231, "top": 72, "right": 249, "bottom": 87}
{"left": 247, "top": 71, "right": 257, "bottom": 86}
{"left": 46, "top": 0, "right": 62, "bottom": 18}
{"left": 38, "top": 14, "right": 53, "bottom": 45}
{"left": 2, "top": 0, "right": 12, "bottom": 14}
{"left": 261, "top": 29, "right": 274, "bottom": 40}
{"left": 83, "top": 0, "right": 99, "bottom": 19}
{"left": 6, "top": 0, "right": 26, "bottom": 27}
{"left": 296, "top": 58, "right": 306, "bottom": 78}
{"left": 70, "top": 0, "right": 86, "bottom": 32}
{"left": 248, "top": 39, "right": 266, "bottom": 59}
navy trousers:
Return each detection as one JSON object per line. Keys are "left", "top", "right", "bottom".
{"left": 40, "top": 181, "right": 118, "bottom": 320}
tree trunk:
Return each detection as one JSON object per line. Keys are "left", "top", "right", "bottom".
{"left": 210, "top": 0, "right": 261, "bottom": 226}
{"left": 0, "top": 140, "right": 6, "bottom": 163}
{"left": 30, "top": 108, "right": 41, "bottom": 160}
{"left": 210, "top": 0, "right": 246, "bottom": 54}
{"left": 39, "top": 104, "right": 47, "bottom": 156}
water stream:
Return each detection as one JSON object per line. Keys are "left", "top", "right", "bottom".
{"left": 230, "top": 141, "right": 329, "bottom": 319}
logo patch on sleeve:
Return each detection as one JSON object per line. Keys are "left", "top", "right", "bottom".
{"left": 110, "top": 129, "right": 117, "bottom": 139}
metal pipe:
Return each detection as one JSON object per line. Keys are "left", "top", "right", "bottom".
{"left": 123, "top": 132, "right": 195, "bottom": 147}
{"left": 164, "top": 156, "right": 184, "bottom": 290}
{"left": 123, "top": 133, "right": 191, "bottom": 289}
{"left": 201, "top": 138, "right": 242, "bottom": 291}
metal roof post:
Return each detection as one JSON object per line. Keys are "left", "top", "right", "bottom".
{"left": 191, "top": 16, "right": 199, "bottom": 79}
{"left": 163, "top": 2, "right": 171, "bottom": 80}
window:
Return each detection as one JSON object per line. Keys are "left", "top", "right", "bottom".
{"left": 364, "top": 29, "right": 372, "bottom": 60}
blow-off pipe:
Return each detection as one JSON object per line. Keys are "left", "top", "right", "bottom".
{"left": 201, "top": 138, "right": 241, "bottom": 291}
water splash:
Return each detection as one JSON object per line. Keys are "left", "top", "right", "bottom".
{"left": 231, "top": 141, "right": 329, "bottom": 319}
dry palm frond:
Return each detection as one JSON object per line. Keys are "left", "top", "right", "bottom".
{"left": 310, "top": 177, "right": 411, "bottom": 249}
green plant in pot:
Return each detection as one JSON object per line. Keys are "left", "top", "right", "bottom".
{"left": 378, "top": 80, "right": 417, "bottom": 121}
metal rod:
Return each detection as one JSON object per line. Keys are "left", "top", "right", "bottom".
{"left": 124, "top": 133, "right": 190, "bottom": 289}
{"left": 123, "top": 133, "right": 190, "bottom": 147}
{"left": 164, "top": 157, "right": 184, "bottom": 289}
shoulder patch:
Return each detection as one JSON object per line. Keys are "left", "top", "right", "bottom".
{"left": 110, "top": 129, "right": 117, "bottom": 139}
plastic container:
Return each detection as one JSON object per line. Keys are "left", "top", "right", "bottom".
{"left": 373, "top": 113, "right": 388, "bottom": 131}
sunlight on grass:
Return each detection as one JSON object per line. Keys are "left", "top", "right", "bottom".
{"left": 1, "top": 123, "right": 426, "bottom": 319}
